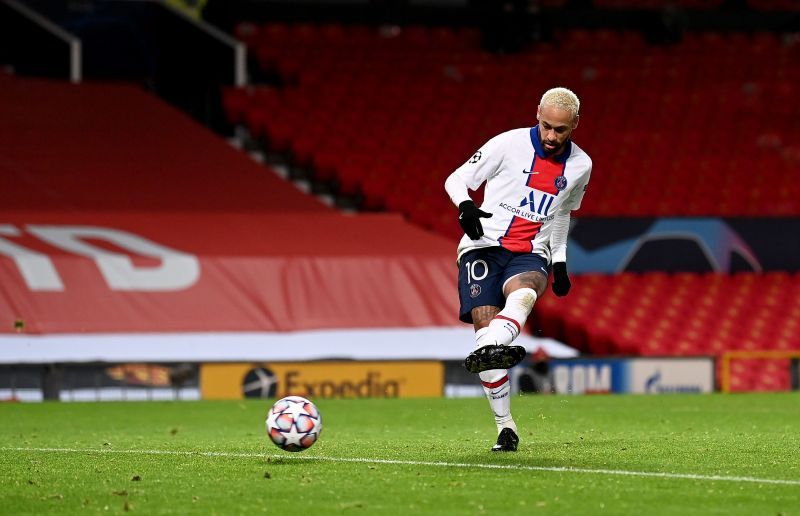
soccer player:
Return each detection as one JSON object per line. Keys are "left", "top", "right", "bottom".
{"left": 444, "top": 87, "right": 591, "bottom": 451}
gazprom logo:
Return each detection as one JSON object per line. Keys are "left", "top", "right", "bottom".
{"left": 645, "top": 370, "right": 702, "bottom": 394}
{"left": 519, "top": 190, "right": 554, "bottom": 216}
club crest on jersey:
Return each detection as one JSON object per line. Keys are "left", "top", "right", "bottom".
{"left": 468, "top": 151, "right": 482, "bottom": 164}
{"left": 554, "top": 176, "right": 568, "bottom": 191}
{"left": 469, "top": 283, "right": 481, "bottom": 298}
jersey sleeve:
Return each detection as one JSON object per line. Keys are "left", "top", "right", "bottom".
{"left": 452, "top": 133, "right": 507, "bottom": 190}
{"left": 559, "top": 160, "right": 592, "bottom": 213}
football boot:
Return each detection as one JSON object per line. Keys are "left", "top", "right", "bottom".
{"left": 464, "top": 344, "right": 526, "bottom": 374}
{"left": 491, "top": 427, "right": 519, "bottom": 452}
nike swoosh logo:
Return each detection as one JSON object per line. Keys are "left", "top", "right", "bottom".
{"left": 458, "top": 213, "right": 464, "bottom": 219}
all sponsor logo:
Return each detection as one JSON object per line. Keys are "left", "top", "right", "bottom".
{"left": 518, "top": 190, "right": 555, "bottom": 216}
{"left": 499, "top": 202, "right": 554, "bottom": 222}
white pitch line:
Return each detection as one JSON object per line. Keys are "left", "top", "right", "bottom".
{"left": 3, "top": 447, "right": 800, "bottom": 487}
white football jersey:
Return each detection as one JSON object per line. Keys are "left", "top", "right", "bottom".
{"left": 451, "top": 126, "right": 592, "bottom": 263}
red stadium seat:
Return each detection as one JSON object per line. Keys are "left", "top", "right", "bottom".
{"left": 225, "top": 25, "right": 800, "bottom": 216}
{"left": 220, "top": 25, "right": 800, "bottom": 392}
{"left": 530, "top": 272, "right": 800, "bottom": 391}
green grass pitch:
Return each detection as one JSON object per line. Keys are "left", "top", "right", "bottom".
{"left": 1, "top": 393, "right": 798, "bottom": 514}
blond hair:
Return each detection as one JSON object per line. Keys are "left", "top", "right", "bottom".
{"left": 540, "top": 87, "right": 580, "bottom": 119}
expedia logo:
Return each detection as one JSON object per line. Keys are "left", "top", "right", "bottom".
{"left": 242, "top": 367, "right": 403, "bottom": 398}
{"left": 242, "top": 367, "right": 278, "bottom": 398}
{"left": 285, "top": 371, "right": 400, "bottom": 398}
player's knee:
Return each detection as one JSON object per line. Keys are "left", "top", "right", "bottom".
{"left": 505, "top": 272, "right": 547, "bottom": 298}
{"left": 506, "top": 287, "right": 538, "bottom": 315}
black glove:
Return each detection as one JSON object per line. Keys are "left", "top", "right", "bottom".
{"left": 458, "top": 200, "right": 492, "bottom": 240}
{"left": 552, "top": 262, "right": 571, "bottom": 297}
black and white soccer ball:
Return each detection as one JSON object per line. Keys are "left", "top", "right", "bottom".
{"left": 265, "top": 396, "right": 322, "bottom": 452}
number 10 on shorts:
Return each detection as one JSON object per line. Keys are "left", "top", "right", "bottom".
{"left": 464, "top": 259, "right": 489, "bottom": 283}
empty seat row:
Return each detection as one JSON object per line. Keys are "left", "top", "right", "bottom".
{"left": 532, "top": 272, "right": 800, "bottom": 391}
{"left": 224, "top": 25, "right": 799, "bottom": 219}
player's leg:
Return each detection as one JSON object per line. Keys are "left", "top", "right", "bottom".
{"left": 495, "top": 269, "right": 548, "bottom": 347}
{"left": 471, "top": 305, "right": 517, "bottom": 450}
{"left": 465, "top": 255, "right": 549, "bottom": 373}
{"left": 463, "top": 255, "right": 549, "bottom": 451}
{"left": 486, "top": 266, "right": 549, "bottom": 347}
{"left": 461, "top": 252, "right": 528, "bottom": 374}
{"left": 463, "top": 281, "right": 537, "bottom": 373}
{"left": 458, "top": 249, "right": 520, "bottom": 449}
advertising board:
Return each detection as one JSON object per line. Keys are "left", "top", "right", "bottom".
{"left": 201, "top": 361, "right": 444, "bottom": 400}
{"left": 550, "top": 357, "right": 714, "bottom": 394}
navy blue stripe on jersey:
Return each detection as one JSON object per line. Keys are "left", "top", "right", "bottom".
{"left": 530, "top": 125, "right": 572, "bottom": 164}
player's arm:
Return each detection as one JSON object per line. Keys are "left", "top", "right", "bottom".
{"left": 549, "top": 161, "right": 591, "bottom": 297}
{"left": 549, "top": 211, "right": 572, "bottom": 296}
{"left": 444, "top": 135, "right": 506, "bottom": 240}
{"left": 444, "top": 175, "right": 492, "bottom": 240}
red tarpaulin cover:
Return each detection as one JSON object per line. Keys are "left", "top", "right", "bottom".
{"left": 0, "top": 75, "right": 461, "bottom": 336}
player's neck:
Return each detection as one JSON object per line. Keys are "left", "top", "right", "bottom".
{"left": 548, "top": 142, "right": 570, "bottom": 159}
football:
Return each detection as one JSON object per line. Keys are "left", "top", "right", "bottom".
{"left": 265, "top": 396, "right": 322, "bottom": 452}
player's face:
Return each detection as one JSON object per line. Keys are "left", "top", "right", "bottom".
{"left": 537, "top": 104, "right": 578, "bottom": 155}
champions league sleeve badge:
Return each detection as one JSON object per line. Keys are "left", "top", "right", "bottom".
{"left": 554, "top": 176, "right": 568, "bottom": 191}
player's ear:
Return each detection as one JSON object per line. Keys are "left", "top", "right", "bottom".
{"left": 536, "top": 105, "right": 541, "bottom": 121}
{"left": 572, "top": 115, "right": 579, "bottom": 130}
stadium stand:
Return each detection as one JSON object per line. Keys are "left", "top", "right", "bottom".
{"left": 224, "top": 24, "right": 800, "bottom": 227}
{"left": 221, "top": 23, "right": 800, "bottom": 391}
{"left": 0, "top": 72, "right": 327, "bottom": 213}
{"left": 4, "top": 8, "right": 797, "bottom": 394}
{"left": 531, "top": 272, "right": 800, "bottom": 391}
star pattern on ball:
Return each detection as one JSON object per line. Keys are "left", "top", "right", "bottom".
{"left": 280, "top": 423, "right": 306, "bottom": 447}
{"left": 282, "top": 399, "right": 311, "bottom": 420}
{"left": 265, "top": 409, "right": 280, "bottom": 430}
